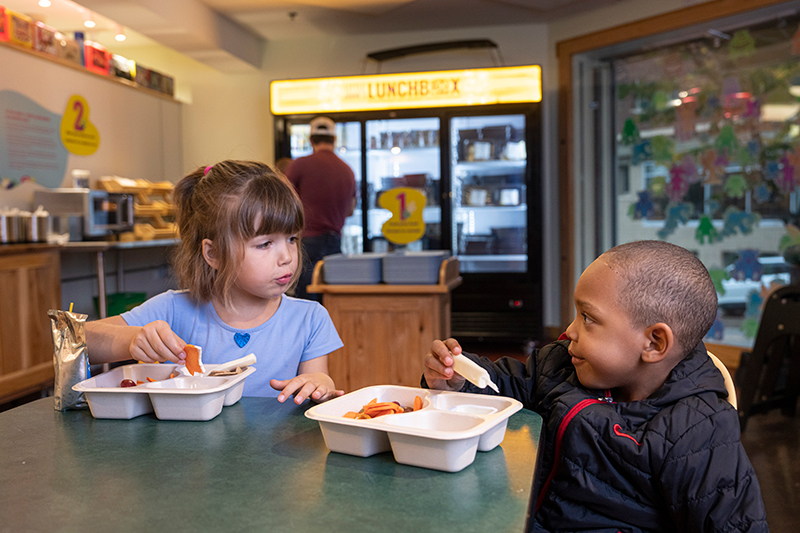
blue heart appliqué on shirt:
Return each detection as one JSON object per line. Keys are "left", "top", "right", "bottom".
{"left": 234, "top": 332, "right": 250, "bottom": 348}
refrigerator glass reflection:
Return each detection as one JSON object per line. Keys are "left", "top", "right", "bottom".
{"left": 289, "top": 121, "right": 363, "bottom": 254}
{"left": 450, "top": 114, "right": 527, "bottom": 273}
{"left": 365, "top": 117, "right": 441, "bottom": 252}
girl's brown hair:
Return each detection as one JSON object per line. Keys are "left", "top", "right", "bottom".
{"left": 172, "top": 160, "right": 304, "bottom": 309}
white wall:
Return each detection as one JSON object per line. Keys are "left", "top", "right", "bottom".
{"left": 0, "top": 44, "right": 183, "bottom": 200}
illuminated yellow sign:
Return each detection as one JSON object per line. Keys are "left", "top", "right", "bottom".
{"left": 270, "top": 65, "right": 541, "bottom": 114}
{"left": 379, "top": 187, "right": 427, "bottom": 245}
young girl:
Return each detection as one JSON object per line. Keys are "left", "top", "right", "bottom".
{"left": 86, "top": 160, "right": 344, "bottom": 404}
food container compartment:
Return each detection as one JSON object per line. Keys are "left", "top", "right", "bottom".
{"left": 323, "top": 253, "right": 385, "bottom": 284}
{"left": 305, "top": 385, "right": 522, "bottom": 472}
{"left": 72, "top": 363, "right": 255, "bottom": 421}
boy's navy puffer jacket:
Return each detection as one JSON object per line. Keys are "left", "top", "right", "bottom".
{"left": 451, "top": 340, "right": 769, "bottom": 533}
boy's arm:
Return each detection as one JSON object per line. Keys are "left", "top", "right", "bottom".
{"left": 421, "top": 338, "right": 539, "bottom": 408}
{"left": 659, "top": 409, "right": 768, "bottom": 532}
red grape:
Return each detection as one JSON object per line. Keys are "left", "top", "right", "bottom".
{"left": 120, "top": 379, "right": 137, "bottom": 388}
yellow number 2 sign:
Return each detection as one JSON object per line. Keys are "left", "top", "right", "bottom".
{"left": 60, "top": 95, "right": 100, "bottom": 156}
{"left": 379, "top": 186, "right": 427, "bottom": 245}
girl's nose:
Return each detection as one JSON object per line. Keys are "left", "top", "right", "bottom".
{"left": 277, "top": 242, "right": 293, "bottom": 265}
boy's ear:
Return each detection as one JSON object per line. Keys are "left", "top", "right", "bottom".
{"left": 202, "top": 239, "right": 219, "bottom": 270}
{"left": 642, "top": 322, "right": 674, "bottom": 363}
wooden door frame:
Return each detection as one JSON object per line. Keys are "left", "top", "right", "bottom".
{"left": 556, "top": 0, "right": 790, "bottom": 329}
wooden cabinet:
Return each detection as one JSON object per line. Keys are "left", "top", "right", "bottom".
{"left": 0, "top": 245, "right": 61, "bottom": 403}
{"left": 308, "top": 257, "right": 461, "bottom": 392}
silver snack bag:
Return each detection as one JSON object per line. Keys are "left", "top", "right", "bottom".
{"left": 48, "top": 309, "right": 90, "bottom": 411}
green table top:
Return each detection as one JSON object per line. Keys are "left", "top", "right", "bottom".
{"left": 0, "top": 397, "right": 542, "bottom": 533}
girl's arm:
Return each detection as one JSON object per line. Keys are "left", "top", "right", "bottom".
{"left": 270, "top": 355, "right": 344, "bottom": 404}
{"left": 86, "top": 316, "right": 187, "bottom": 364}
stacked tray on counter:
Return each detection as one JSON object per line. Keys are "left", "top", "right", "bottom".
{"left": 322, "top": 250, "right": 451, "bottom": 285}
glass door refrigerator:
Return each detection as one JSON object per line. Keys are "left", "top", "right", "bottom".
{"left": 274, "top": 103, "right": 541, "bottom": 344}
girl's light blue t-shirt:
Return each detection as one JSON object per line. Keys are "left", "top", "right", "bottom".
{"left": 120, "top": 290, "right": 343, "bottom": 397}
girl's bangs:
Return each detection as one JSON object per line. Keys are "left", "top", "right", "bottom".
{"left": 242, "top": 190, "right": 302, "bottom": 238}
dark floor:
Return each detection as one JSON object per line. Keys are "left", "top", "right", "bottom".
{"left": 3, "top": 341, "right": 797, "bottom": 531}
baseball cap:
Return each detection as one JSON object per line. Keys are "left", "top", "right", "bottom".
{"left": 309, "top": 116, "right": 336, "bottom": 136}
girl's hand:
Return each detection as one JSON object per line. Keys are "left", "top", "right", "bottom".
{"left": 129, "top": 320, "right": 187, "bottom": 364}
{"left": 423, "top": 338, "right": 466, "bottom": 391}
{"left": 270, "top": 373, "right": 344, "bottom": 404}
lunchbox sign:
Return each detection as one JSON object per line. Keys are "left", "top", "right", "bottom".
{"left": 379, "top": 187, "right": 426, "bottom": 245}
{"left": 270, "top": 65, "right": 541, "bottom": 114}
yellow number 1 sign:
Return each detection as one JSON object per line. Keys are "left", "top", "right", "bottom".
{"left": 379, "top": 187, "right": 427, "bottom": 245}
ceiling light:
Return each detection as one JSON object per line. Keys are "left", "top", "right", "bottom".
{"left": 84, "top": 20, "right": 96, "bottom": 28}
{"left": 115, "top": 27, "right": 126, "bottom": 41}
{"left": 38, "top": 0, "right": 51, "bottom": 7}
{"left": 390, "top": 146, "right": 401, "bottom": 155}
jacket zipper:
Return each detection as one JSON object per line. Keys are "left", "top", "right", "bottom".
{"left": 535, "top": 391, "right": 614, "bottom": 512}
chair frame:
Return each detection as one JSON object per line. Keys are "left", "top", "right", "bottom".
{"left": 735, "top": 284, "right": 800, "bottom": 431}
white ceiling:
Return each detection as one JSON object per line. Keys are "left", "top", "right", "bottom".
{"left": 4, "top": 0, "right": 619, "bottom": 69}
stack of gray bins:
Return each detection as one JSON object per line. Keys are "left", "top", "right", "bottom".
{"left": 322, "top": 253, "right": 384, "bottom": 284}
{"left": 382, "top": 250, "right": 450, "bottom": 284}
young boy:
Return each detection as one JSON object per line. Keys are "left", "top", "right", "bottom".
{"left": 423, "top": 241, "right": 768, "bottom": 532}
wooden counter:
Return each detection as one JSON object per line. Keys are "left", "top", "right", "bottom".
{"left": 0, "top": 244, "right": 61, "bottom": 403}
{"left": 308, "top": 257, "right": 461, "bottom": 392}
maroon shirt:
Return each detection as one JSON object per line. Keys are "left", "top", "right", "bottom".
{"left": 286, "top": 149, "right": 356, "bottom": 238}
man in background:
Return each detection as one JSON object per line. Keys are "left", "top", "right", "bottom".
{"left": 286, "top": 116, "right": 357, "bottom": 301}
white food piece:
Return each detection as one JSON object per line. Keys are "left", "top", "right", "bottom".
{"left": 451, "top": 354, "right": 499, "bottom": 393}
{"left": 205, "top": 353, "right": 257, "bottom": 376}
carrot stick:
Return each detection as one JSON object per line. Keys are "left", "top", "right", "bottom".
{"left": 414, "top": 396, "right": 423, "bottom": 411}
{"left": 184, "top": 344, "right": 203, "bottom": 375}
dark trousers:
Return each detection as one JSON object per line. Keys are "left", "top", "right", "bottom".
{"left": 295, "top": 233, "right": 341, "bottom": 302}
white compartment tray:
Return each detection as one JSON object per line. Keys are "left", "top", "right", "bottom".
{"left": 73, "top": 363, "right": 255, "bottom": 421}
{"left": 305, "top": 385, "right": 522, "bottom": 472}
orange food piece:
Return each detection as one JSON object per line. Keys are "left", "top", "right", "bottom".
{"left": 414, "top": 396, "right": 423, "bottom": 411}
{"left": 146, "top": 377, "right": 156, "bottom": 382}
{"left": 184, "top": 344, "right": 203, "bottom": 375}
{"left": 343, "top": 411, "right": 359, "bottom": 419}
{"left": 136, "top": 380, "right": 144, "bottom": 385}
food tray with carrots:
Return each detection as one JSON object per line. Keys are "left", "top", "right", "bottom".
{"left": 72, "top": 363, "right": 255, "bottom": 421}
{"left": 304, "top": 385, "right": 522, "bottom": 472}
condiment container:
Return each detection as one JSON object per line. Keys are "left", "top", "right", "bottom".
{"left": 17, "top": 210, "right": 32, "bottom": 243}
{"left": 27, "top": 205, "right": 51, "bottom": 242}
{"left": 0, "top": 208, "right": 20, "bottom": 243}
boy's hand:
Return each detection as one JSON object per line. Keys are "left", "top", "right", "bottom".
{"left": 271, "top": 373, "right": 345, "bottom": 404}
{"left": 423, "top": 338, "right": 466, "bottom": 391}
{"left": 129, "top": 320, "right": 187, "bottom": 364}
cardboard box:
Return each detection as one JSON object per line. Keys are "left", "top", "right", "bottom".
{"left": 33, "top": 21, "right": 57, "bottom": 55}
{"left": 111, "top": 54, "right": 135, "bottom": 81}
{"left": 56, "top": 33, "right": 82, "bottom": 65}
{"left": 134, "top": 65, "right": 151, "bottom": 88}
{"left": 0, "top": 7, "right": 8, "bottom": 42}
{"left": 84, "top": 40, "right": 110, "bottom": 75}
{"left": 7, "top": 9, "right": 32, "bottom": 48}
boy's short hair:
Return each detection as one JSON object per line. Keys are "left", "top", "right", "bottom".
{"left": 172, "top": 160, "right": 304, "bottom": 309}
{"left": 601, "top": 240, "right": 718, "bottom": 356}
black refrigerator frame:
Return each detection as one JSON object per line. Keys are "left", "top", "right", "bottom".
{"left": 274, "top": 102, "right": 543, "bottom": 344}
